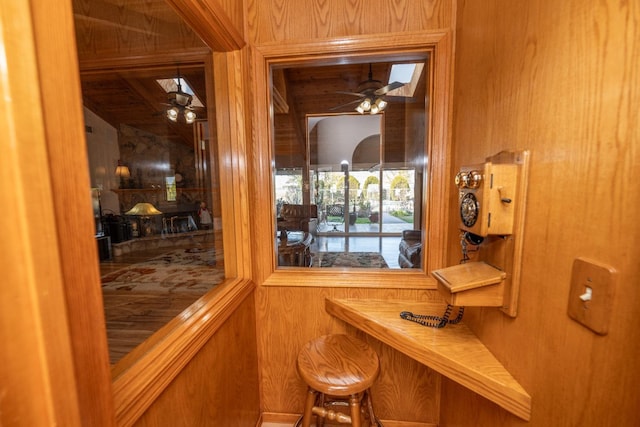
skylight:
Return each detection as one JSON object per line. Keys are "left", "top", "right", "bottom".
{"left": 156, "top": 78, "right": 204, "bottom": 108}
{"left": 387, "top": 62, "right": 425, "bottom": 97}
{"left": 389, "top": 63, "right": 417, "bottom": 84}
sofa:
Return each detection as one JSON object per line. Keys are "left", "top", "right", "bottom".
{"left": 398, "top": 229, "right": 422, "bottom": 268}
{"left": 277, "top": 204, "right": 318, "bottom": 238}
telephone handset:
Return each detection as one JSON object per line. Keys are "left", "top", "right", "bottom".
{"left": 455, "top": 162, "right": 518, "bottom": 237}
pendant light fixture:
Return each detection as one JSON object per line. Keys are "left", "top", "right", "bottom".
{"left": 164, "top": 68, "right": 197, "bottom": 124}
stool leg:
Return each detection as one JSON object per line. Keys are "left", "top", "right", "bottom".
{"left": 349, "top": 394, "right": 362, "bottom": 427}
{"left": 317, "top": 393, "right": 325, "bottom": 427}
{"left": 301, "top": 387, "right": 317, "bottom": 427}
{"left": 365, "top": 390, "right": 380, "bottom": 427}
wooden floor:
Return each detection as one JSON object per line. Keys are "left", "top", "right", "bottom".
{"left": 100, "top": 234, "right": 403, "bottom": 364}
{"left": 100, "top": 242, "right": 217, "bottom": 364}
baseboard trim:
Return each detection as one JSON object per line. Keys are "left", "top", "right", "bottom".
{"left": 260, "top": 412, "right": 300, "bottom": 425}
{"left": 259, "top": 412, "right": 437, "bottom": 427}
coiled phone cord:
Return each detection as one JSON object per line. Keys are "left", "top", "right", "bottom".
{"left": 400, "top": 305, "right": 465, "bottom": 329}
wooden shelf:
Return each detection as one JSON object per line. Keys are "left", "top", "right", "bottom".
{"left": 432, "top": 261, "right": 506, "bottom": 307}
{"left": 325, "top": 298, "right": 531, "bottom": 421}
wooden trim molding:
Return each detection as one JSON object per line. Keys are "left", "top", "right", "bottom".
{"left": 112, "top": 279, "right": 256, "bottom": 426}
{"left": 28, "top": 0, "right": 117, "bottom": 424}
{"left": 110, "top": 49, "right": 254, "bottom": 426}
{"left": 1, "top": 1, "right": 90, "bottom": 424}
{"left": 78, "top": 48, "right": 211, "bottom": 73}
{"left": 249, "top": 30, "right": 454, "bottom": 288}
{"left": 166, "top": 0, "right": 246, "bottom": 51}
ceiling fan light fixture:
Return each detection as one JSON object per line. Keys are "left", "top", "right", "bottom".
{"left": 184, "top": 110, "right": 197, "bottom": 124}
{"left": 174, "top": 92, "right": 192, "bottom": 107}
{"left": 361, "top": 98, "right": 372, "bottom": 110}
{"left": 167, "top": 107, "right": 179, "bottom": 122}
{"left": 375, "top": 98, "right": 387, "bottom": 110}
{"left": 370, "top": 104, "right": 380, "bottom": 114}
{"left": 356, "top": 104, "right": 365, "bottom": 114}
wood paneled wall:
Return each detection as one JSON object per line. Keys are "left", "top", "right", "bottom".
{"left": 134, "top": 293, "right": 260, "bottom": 426}
{"left": 247, "top": 1, "right": 456, "bottom": 424}
{"left": 246, "top": 0, "right": 453, "bottom": 44}
{"left": 442, "top": 0, "right": 640, "bottom": 425}
{"left": 255, "top": 287, "right": 443, "bottom": 424}
{"left": 1, "top": 1, "right": 98, "bottom": 425}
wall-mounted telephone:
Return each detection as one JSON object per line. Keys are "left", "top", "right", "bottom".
{"left": 455, "top": 162, "right": 518, "bottom": 237}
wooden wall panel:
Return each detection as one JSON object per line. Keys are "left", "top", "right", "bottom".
{"left": 1, "top": 1, "right": 91, "bottom": 425}
{"left": 246, "top": 0, "right": 453, "bottom": 45}
{"left": 134, "top": 293, "right": 260, "bottom": 426}
{"left": 255, "top": 286, "right": 444, "bottom": 424}
{"left": 215, "top": 0, "right": 246, "bottom": 38}
{"left": 30, "top": 0, "right": 117, "bottom": 424}
{"left": 442, "top": 0, "right": 640, "bottom": 425}
{"left": 248, "top": 2, "right": 457, "bottom": 423}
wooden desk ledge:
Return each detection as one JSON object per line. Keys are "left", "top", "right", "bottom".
{"left": 325, "top": 298, "right": 531, "bottom": 421}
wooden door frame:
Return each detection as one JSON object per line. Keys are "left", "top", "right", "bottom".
{"left": 1, "top": 0, "right": 251, "bottom": 425}
{"left": 2, "top": 0, "right": 115, "bottom": 424}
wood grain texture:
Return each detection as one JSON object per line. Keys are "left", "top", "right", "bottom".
{"left": 250, "top": 31, "right": 454, "bottom": 288}
{"left": 212, "top": 49, "right": 254, "bottom": 279}
{"left": 0, "top": 1, "right": 88, "bottom": 425}
{"left": 326, "top": 299, "right": 531, "bottom": 421}
{"left": 166, "top": 0, "right": 246, "bottom": 51}
{"left": 112, "top": 279, "right": 256, "bottom": 426}
{"left": 246, "top": 0, "right": 453, "bottom": 45}
{"left": 248, "top": 4, "right": 457, "bottom": 422}
{"left": 444, "top": 0, "right": 640, "bottom": 425}
{"left": 73, "top": 0, "right": 207, "bottom": 62}
{"left": 30, "top": 0, "right": 117, "bottom": 424}
{"left": 297, "top": 334, "right": 380, "bottom": 395}
{"left": 255, "top": 287, "right": 444, "bottom": 424}
{"left": 132, "top": 287, "right": 260, "bottom": 427}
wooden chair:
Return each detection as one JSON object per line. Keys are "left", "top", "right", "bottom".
{"left": 295, "top": 334, "right": 382, "bottom": 427}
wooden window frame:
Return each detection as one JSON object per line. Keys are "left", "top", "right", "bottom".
{"left": 249, "top": 31, "right": 455, "bottom": 289}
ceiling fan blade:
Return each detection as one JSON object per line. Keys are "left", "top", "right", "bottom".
{"left": 374, "top": 81, "right": 405, "bottom": 96}
{"left": 329, "top": 98, "right": 364, "bottom": 111}
{"left": 335, "top": 90, "right": 366, "bottom": 98}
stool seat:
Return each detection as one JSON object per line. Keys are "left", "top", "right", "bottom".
{"left": 296, "top": 334, "right": 382, "bottom": 427}
{"left": 297, "top": 334, "right": 379, "bottom": 395}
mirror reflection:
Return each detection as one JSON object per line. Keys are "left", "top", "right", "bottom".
{"left": 273, "top": 60, "right": 428, "bottom": 269}
{"left": 73, "top": 0, "right": 225, "bottom": 365}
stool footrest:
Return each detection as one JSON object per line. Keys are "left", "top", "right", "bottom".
{"left": 311, "top": 406, "right": 352, "bottom": 424}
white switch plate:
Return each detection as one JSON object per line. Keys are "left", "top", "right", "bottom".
{"left": 567, "top": 257, "right": 617, "bottom": 335}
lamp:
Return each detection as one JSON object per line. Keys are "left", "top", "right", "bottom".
{"left": 125, "top": 202, "right": 163, "bottom": 237}
{"left": 115, "top": 160, "right": 130, "bottom": 189}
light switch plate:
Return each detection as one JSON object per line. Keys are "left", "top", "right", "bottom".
{"left": 567, "top": 257, "right": 617, "bottom": 335}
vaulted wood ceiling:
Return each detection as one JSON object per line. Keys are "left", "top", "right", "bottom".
{"left": 72, "top": 0, "right": 426, "bottom": 153}
{"left": 273, "top": 61, "right": 427, "bottom": 168}
{"left": 80, "top": 65, "right": 207, "bottom": 147}
{"left": 73, "top": 0, "right": 209, "bottom": 148}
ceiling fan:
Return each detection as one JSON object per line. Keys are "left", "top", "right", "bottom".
{"left": 162, "top": 69, "right": 199, "bottom": 124}
{"left": 330, "top": 63, "right": 405, "bottom": 114}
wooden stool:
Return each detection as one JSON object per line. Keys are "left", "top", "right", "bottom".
{"left": 296, "top": 334, "right": 382, "bottom": 427}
